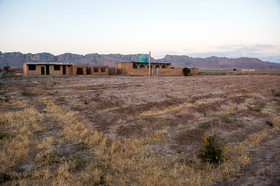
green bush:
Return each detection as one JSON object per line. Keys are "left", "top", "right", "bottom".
{"left": 183, "top": 67, "right": 191, "bottom": 76}
{"left": 202, "top": 133, "right": 226, "bottom": 164}
{"left": 0, "top": 133, "right": 10, "bottom": 140}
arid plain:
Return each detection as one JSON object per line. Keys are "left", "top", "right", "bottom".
{"left": 1, "top": 74, "right": 280, "bottom": 185}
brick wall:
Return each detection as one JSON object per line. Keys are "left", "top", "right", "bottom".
{"left": 157, "top": 68, "right": 184, "bottom": 76}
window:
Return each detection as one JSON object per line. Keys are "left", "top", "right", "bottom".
{"left": 133, "top": 63, "right": 138, "bottom": 69}
{"left": 155, "top": 65, "right": 160, "bottom": 69}
{"left": 94, "top": 68, "right": 99, "bottom": 72}
{"left": 54, "top": 65, "right": 60, "bottom": 70}
{"left": 162, "top": 65, "right": 166, "bottom": 69}
{"left": 28, "top": 65, "right": 36, "bottom": 70}
{"left": 101, "top": 68, "right": 105, "bottom": 72}
{"left": 140, "top": 64, "right": 145, "bottom": 69}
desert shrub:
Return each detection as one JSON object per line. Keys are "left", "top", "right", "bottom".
{"left": 220, "top": 115, "right": 232, "bottom": 123}
{"left": 274, "top": 91, "right": 280, "bottom": 97}
{"left": 183, "top": 67, "right": 191, "bottom": 76}
{"left": 0, "top": 133, "right": 10, "bottom": 139}
{"left": 21, "top": 91, "right": 32, "bottom": 96}
{"left": 202, "top": 133, "right": 226, "bottom": 164}
{"left": 247, "top": 101, "right": 266, "bottom": 112}
{"left": 69, "top": 155, "right": 87, "bottom": 172}
{"left": 198, "top": 122, "right": 211, "bottom": 130}
{"left": 3, "top": 66, "right": 11, "bottom": 72}
{"left": 0, "top": 172, "right": 12, "bottom": 184}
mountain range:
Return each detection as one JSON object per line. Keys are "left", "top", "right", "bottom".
{"left": 1, "top": 51, "right": 280, "bottom": 70}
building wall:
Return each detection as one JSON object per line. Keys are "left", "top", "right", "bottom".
{"left": 117, "top": 63, "right": 150, "bottom": 76}
{"left": 157, "top": 68, "right": 184, "bottom": 76}
{"left": 117, "top": 62, "right": 199, "bottom": 76}
{"left": 72, "top": 65, "right": 109, "bottom": 75}
{"left": 157, "top": 68, "right": 199, "bottom": 76}
{"left": 90, "top": 65, "right": 109, "bottom": 75}
{"left": 109, "top": 67, "right": 117, "bottom": 75}
{"left": 24, "top": 64, "right": 73, "bottom": 75}
{"left": 23, "top": 64, "right": 41, "bottom": 75}
{"left": 190, "top": 68, "right": 199, "bottom": 75}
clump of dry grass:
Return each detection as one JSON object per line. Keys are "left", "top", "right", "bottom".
{"left": 23, "top": 87, "right": 44, "bottom": 95}
{"left": 45, "top": 81, "right": 55, "bottom": 89}
{"left": 0, "top": 108, "right": 43, "bottom": 172}
{"left": 138, "top": 102, "right": 193, "bottom": 117}
{"left": 73, "top": 84, "right": 87, "bottom": 90}
{"left": 1, "top": 98, "right": 29, "bottom": 108}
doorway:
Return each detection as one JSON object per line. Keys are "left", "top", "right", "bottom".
{"left": 153, "top": 68, "right": 157, "bottom": 76}
{"left": 41, "top": 67, "right": 45, "bottom": 75}
{"left": 77, "top": 68, "right": 84, "bottom": 75}
{"left": 63, "top": 66, "right": 66, "bottom": 75}
{"left": 46, "top": 65, "right": 49, "bottom": 75}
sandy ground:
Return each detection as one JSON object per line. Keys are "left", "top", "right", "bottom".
{"left": 1, "top": 74, "right": 280, "bottom": 184}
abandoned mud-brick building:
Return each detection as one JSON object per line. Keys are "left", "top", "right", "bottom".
{"left": 116, "top": 54, "right": 199, "bottom": 76}
{"left": 23, "top": 63, "right": 109, "bottom": 76}
{"left": 23, "top": 55, "right": 199, "bottom": 76}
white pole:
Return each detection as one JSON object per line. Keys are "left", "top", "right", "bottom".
{"left": 149, "top": 51, "right": 151, "bottom": 76}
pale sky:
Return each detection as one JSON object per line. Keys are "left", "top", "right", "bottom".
{"left": 0, "top": 0, "right": 280, "bottom": 62}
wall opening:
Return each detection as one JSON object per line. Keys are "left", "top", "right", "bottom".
{"left": 94, "top": 68, "right": 99, "bottom": 72}
{"left": 162, "top": 64, "right": 166, "bottom": 69}
{"left": 54, "top": 65, "right": 61, "bottom": 71}
{"left": 77, "top": 68, "right": 84, "bottom": 75}
{"left": 28, "top": 65, "right": 36, "bottom": 70}
{"left": 63, "top": 66, "right": 66, "bottom": 75}
{"left": 155, "top": 64, "right": 160, "bottom": 69}
{"left": 86, "top": 67, "right": 91, "bottom": 74}
{"left": 101, "top": 68, "right": 105, "bottom": 72}
{"left": 140, "top": 64, "right": 145, "bottom": 69}
{"left": 41, "top": 67, "right": 45, "bottom": 75}
{"left": 46, "top": 65, "right": 49, "bottom": 75}
{"left": 133, "top": 63, "right": 138, "bottom": 69}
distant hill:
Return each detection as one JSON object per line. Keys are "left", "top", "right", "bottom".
{"left": 156, "top": 55, "right": 280, "bottom": 70}
{"left": 1, "top": 51, "right": 280, "bottom": 70}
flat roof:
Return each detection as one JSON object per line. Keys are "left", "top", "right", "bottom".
{"left": 24, "top": 62, "right": 73, "bottom": 65}
{"left": 118, "top": 61, "right": 171, "bottom": 65}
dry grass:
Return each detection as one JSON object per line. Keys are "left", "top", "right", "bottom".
{"left": 1, "top": 88, "right": 279, "bottom": 185}
{"left": 23, "top": 87, "right": 44, "bottom": 95}
{"left": 1, "top": 98, "right": 29, "bottom": 108}
{"left": 138, "top": 102, "right": 193, "bottom": 117}
{"left": 5, "top": 98, "right": 278, "bottom": 185}
{"left": 0, "top": 108, "right": 43, "bottom": 172}
{"left": 73, "top": 84, "right": 87, "bottom": 90}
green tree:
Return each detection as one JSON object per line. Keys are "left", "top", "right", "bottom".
{"left": 183, "top": 67, "right": 191, "bottom": 76}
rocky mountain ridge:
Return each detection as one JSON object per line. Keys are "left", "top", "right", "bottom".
{"left": 1, "top": 51, "right": 280, "bottom": 70}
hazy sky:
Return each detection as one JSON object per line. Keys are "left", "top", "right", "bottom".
{"left": 0, "top": 0, "right": 279, "bottom": 62}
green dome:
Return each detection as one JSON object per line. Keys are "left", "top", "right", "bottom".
{"left": 139, "top": 54, "right": 148, "bottom": 63}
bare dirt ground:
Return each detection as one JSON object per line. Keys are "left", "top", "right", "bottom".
{"left": 0, "top": 74, "right": 280, "bottom": 185}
